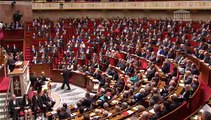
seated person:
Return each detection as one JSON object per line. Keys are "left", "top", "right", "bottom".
{"left": 162, "top": 100, "right": 172, "bottom": 114}
{"left": 134, "top": 88, "right": 148, "bottom": 103}
{"left": 200, "top": 110, "right": 211, "bottom": 120}
{"left": 191, "top": 64, "right": 200, "bottom": 75}
{"left": 8, "top": 94, "right": 21, "bottom": 120}
{"left": 151, "top": 104, "right": 163, "bottom": 120}
{"left": 125, "top": 63, "right": 134, "bottom": 75}
{"left": 191, "top": 77, "right": 199, "bottom": 91}
{"left": 32, "top": 91, "right": 43, "bottom": 119}
{"left": 82, "top": 92, "right": 93, "bottom": 108}
{"left": 112, "top": 70, "right": 118, "bottom": 80}
{"left": 106, "top": 65, "right": 114, "bottom": 76}
{"left": 21, "top": 94, "right": 32, "bottom": 120}
{"left": 161, "top": 61, "right": 170, "bottom": 74}
{"left": 116, "top": 59, "right": 123, "bottom": 68}
{"left": 169, "top": 95, "right": 181, "bottom": 110}
{"left": 32, "top": 56, "right": 39, "bottom": 64}
{"left": 114, "top": 77, "right": 125, "bottom": 93}
{"left": 146, "top": 65, "right": 156, "bottom": 81}
{"left": 180, "top": 84, "right": 193, "bottom": 100}
{"left": 140, "top": 111, "right": 150, "bottom": 120}
{"left": 58, "top": 107, "right": 70, "bottom": 120}
{"left": 63, "top": 103, "right": 70, "bottom": 114}
{"left": 93, "top": 69, "right": 102, "bottom": 81}
{"left": 99, "top": 73, "right": 106, "bottom": 87}
{"left": 203, "top": 52, "right": 210, "bottom": 64}
{"left": 42, "top": 89, "right": 55, "bottom": 111}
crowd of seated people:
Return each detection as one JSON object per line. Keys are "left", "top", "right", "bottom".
{"left": 30, "top": 17, "right": 211, "bottom": 68}
{"left": 53, "top": 44, "right": 200, "bottom": 119}
{"left": 0, "top": 21, "right": 24, "bottom": 30}
{"left": 27, "top": 17, "right": 210, "bottom": 119}
{"left": 9, "top": 88, "right": 55, "bottom": 119}
{"left": 1, "top": 44, "right": 23, "bottom": 72}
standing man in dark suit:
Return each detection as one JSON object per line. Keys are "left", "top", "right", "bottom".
{"left": 8, "top": 94, "right": 20, "bottom": 120}
{"left": 13, "top": 11, "right": 22, "bottom": 23}
{"left": 61, "top": 65, "right": 71, "bottom": 90}
{"left": 12, "top": 44, "right": 18, "bottom": 57}
{"left": 7, "top": 53, "right": 16, "bottom": 72}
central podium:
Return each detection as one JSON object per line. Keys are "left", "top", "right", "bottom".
{"left": 9, "top": 61, "right": 30, "bottom": 98}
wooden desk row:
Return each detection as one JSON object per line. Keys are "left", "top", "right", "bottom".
{"left": 31, "top": 64, "right": 99, "bottom": 93}
{"left": 151, "top": 44, "right": 211, "bottom": 87}
{"left": 186, "top": 55, "right": 211, "bottom": 87}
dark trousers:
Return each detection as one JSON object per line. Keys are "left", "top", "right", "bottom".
{"left": 61, "top": 80, "right": 70, "bottom": 89}
{"left": 32, "top": 107, "right": 41, "bottom": 119}
{"left": 10, "top": 110, "right": 19, "bottom": 120}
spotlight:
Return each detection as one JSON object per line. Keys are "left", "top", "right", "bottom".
{"left": 60, "top": 3, "right": 64, "bottom": 9}
{"left": 11, "top": 0, "right": 16, "bottom": 7}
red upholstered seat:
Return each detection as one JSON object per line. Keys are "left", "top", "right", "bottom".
{"left": 77, "top": 58, "right": 85, "bottom": 65}
{"left": 118, "top": 52, "right": 126, "bottom": 59}
{"left": 190, "top": 41, "right": 199, "bottom": 47}
{"left": 140, "top": 59, "right": 148, "bottom": 70}
{"left": 19, "top": 111, "right": 24, "bottom": 116}
{"left": 109, "top": 57, "right": 117, "bottom": 66}
{"left": 170, "top": 63, "right": 175, "bottom": 74}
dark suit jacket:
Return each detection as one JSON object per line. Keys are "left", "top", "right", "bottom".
{"left": 112, "top": 72, "right": 118, "bottom": 80}
{"left": 198, "top": 54, "right": 204, "bottom": 60}
{"left": 59, "top": 112, "right": 70, "bottom": 119}
{"left": 63, "top": 69, "right": 70, "bottom": 82}
{"left": 191, "top": 68, "right": 199, "bottom": 75}
{"left": 5, "top": 47, "right": 11, "bottom": 53}
{"left": 7, "top": 57, "right": 15, "bottom": 71}
{"left": 162, "top": 64, "right": 170, "bottom": 74}
{"left": 204, "top": 56, "right": 210, "bottom": 63}
{"left": 21, "top": 99, "right": 32, "bottom": 110}
{"left": 12, "top": 47, "right": 18, "bottom": 54}
{"left": 94, "top": 73, "right": 102, "bottom": 81}
{"left": 42, "top": 93, "right": 51, "bottom": 106}
{"left": 151, "top": 112, "right": 163, "bottom": 120}
{"left": 146, "top": 68, "right": 156, "bottom": 80}
{"left": 182, "top": 91, "right": 192, "bottom": 100}
{"left": 8, "top": 99, "right": 20, "bottom": 114}
{"left": 41, "top": 75, "right": 47, "bottom": 81}
{"left": 30, "top": 75, "right": 37, "bottom": 86}
{"left": 32, "top": 95, "right": 43, "bottom": 110}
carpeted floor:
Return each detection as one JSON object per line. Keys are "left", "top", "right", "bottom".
{"left": 0, "top": 77, "right": 10, "bottom": 93}
{"left": 50, "top": 82, "right": 88, "bottom": 110}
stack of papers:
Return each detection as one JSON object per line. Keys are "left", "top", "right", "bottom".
{"left": 132, "top": 107, "right": 138, "bottom": 111}
{"left": 111, "top": 100, "right": 118, "bottom": 105}
{"left": 149, "top": 109, "right": 155, "bottom": 114}
{"left": 126, "top": 110, "right": 134, "bottom": 115}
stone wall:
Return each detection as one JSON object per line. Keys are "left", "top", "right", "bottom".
{"left": 0, "top": 1, "right": 32, "bottom": 23}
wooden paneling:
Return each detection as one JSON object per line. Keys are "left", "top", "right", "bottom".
{"left": 30, "top": 64, "right": 51, "bottom": 78}
{"left": 0, "top": 1, "right": 32, "bottom": 23}
{"left": 51, "top": 70, "right": 63, "bottom": 82}
{"left": 51, "top": 70, "right": 96, "bottom": 92}
{"left": 71, "top": 72, "right": 87, "bottom": 88}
